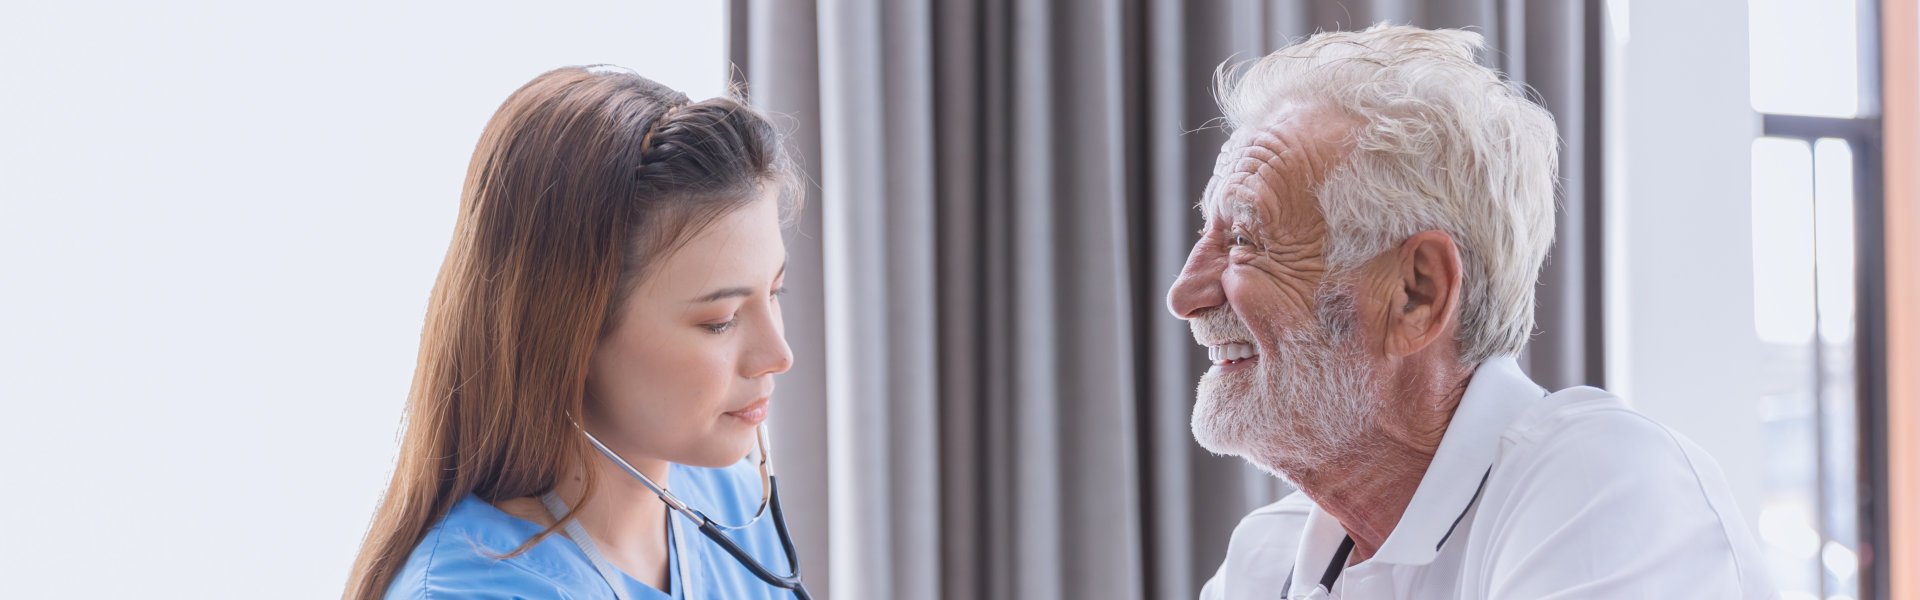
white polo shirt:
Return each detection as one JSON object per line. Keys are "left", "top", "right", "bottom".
{"left": 1198, "top": 357, "right": 1776, "bottom": 599}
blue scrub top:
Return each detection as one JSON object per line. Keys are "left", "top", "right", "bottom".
{"left": 384, "top": 459, "right": 798, "bottom": 600}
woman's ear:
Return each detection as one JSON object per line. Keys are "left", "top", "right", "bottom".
{"left": 1383, "top": 230, "right": 1464, "bottom": 358}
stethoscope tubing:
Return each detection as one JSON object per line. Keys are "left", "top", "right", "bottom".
{"left": 689, "top": 475, "right": 810, "bottom": 599}
{"left": 574, "top": 419, "right": 812, "bottom": 599}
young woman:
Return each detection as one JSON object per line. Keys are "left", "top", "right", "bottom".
{"left": 345, "top": 66, "right": 805, "bottom": 600}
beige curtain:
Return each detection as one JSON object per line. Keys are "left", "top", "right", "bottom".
{"left": 730, "top": 1, "right": 1603, "bottom": 598}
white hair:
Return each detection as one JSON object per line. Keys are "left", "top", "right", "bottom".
{"left": 1215, "top": 24, "right": 1559, "bottom": 364}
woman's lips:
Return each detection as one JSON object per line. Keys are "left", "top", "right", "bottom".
{"left": 726, "top": 397, "right": 770, "bottom": 425}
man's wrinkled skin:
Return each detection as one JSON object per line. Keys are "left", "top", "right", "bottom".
{"left": 1168, "top": 101, "right": 1478, "bottom": 563}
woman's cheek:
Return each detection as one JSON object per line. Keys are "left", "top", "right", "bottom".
{"left": 651, "top": 335, "right": 730, "bottom": 409}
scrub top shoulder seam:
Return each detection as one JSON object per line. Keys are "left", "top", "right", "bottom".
{"left": 417, "top": 521, "right": 584, "bottom": 599}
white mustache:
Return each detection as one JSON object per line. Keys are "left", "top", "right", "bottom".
{"left": 1190, "top": 306, "right": 1257, "bottom": 346}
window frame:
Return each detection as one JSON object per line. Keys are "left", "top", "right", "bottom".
{"left": 1752, "top": 0, "right": 1891, "bottom": 595}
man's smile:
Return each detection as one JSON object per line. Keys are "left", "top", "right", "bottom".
{"left": 1207, "top": 341, "right": 1261, "bottom": 368}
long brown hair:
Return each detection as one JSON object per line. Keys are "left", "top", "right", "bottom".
{"left": 344, "top": 66, "right": 791, "bottom": 600}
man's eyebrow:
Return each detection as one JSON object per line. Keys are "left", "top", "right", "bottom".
{"left": 1224, "top": 193, "right": 1260, "bottom": 225}
{"left": 688, "top": 260, "right": 789, "bottom": 304}
{"left": 1202, "top": 189, "right": 1260, "bottom": 227}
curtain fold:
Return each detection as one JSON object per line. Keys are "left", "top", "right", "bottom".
{"left": 733, "top": 1, "right": 1601, "bottom": 598}
{"left": 739, "top": 1, "right": 834, "bottom": 597}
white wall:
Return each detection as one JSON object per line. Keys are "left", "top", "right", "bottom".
{"left": 1611, "top": 0, "right": 1769, "bottom": 527}
{"left": 0, "top": 2, "right": 724, "bottom": 597}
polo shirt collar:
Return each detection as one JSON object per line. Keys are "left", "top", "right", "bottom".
{"left": 1364, "top": 355, "right": 1544, "bottom": 566}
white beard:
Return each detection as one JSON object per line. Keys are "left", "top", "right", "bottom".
{"left": 1190, "top": 289, "right": 1381, "bottom": 478}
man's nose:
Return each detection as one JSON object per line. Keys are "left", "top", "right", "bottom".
{"left": 1166, "top": 244, "right": 1227, "bottom": 319}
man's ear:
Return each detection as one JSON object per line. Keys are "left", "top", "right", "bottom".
{"left": 1384, "top": 230, "right": 1463, "bottom": 358}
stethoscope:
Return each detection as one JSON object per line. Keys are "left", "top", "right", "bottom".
{"left": 573, "top": 418, "right": 813, "bottom": 600}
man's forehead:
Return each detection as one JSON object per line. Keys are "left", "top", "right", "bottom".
{"left": 1200, "top": 105, "right": 1353, "bottom": 224}
{"left": 1200, "top": 129, "right": 1302, "bottom": 224}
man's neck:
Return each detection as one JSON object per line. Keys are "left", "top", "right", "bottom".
{"left": 1284, "top": 362, "right": 1474, "bottom": 563}
{"left": 1288, "top": 436, "right": 1435, "bottom": 562}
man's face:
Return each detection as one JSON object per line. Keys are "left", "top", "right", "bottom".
{"left": 1167, "top": 103, "right": 1383, "bottom": 475}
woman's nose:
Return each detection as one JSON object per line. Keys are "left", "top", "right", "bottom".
{"left": 747, "top": 312, "right": 794, "bottom": 378}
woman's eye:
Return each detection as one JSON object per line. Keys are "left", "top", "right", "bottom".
{"left": 701, "top": 319, "right": 738, "bottom": 334}
{"left": 771, "top": 286, "right": 788, "bottom": 299}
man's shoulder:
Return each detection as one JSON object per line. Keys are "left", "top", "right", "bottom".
{"left": 1498, "top": 385, "right": 1720, "bottom": 482}
{"left": 1467, "top": 387, "right": 1774, "bottom": 595}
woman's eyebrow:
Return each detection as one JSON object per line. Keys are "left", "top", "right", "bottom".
{"left": 691, "top": 286, "right": 754, "bottom": 304}
{"left": 689, "top": 260, "right": 790, "bottom": 304}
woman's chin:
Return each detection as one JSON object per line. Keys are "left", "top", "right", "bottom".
{"left": 676, "top": 436, "right": 758, "bottom": 469}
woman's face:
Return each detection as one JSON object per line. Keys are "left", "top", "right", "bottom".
{"left": 584, "top": 190, "right": 792, "bottom": 468}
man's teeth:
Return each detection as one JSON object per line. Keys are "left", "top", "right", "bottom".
{"left": 1207, "top": 342, "right": 1259, "bottom": 362}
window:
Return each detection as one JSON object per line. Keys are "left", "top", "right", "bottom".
{"left": 1748, "top": 0, "right": 1889, "bottom": 598}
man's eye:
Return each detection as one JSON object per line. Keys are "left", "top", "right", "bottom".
{"left": 1230, "top": 233, "right": 1250, "bottom": 247}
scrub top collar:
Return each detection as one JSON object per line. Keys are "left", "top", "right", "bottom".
{"left": 1285, "top": 355, "right": 1545, "bottom": 594}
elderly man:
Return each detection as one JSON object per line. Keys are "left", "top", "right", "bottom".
{"left": 1172, "top": 26, "right": 1773, "bottom": 599}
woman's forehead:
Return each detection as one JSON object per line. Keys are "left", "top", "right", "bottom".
{"left": 640, "top": 196, "right": 786, "bottom": 299}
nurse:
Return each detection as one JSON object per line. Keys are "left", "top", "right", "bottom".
{"left": 344, "top": 66, "right": 803, "bottom": 600}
